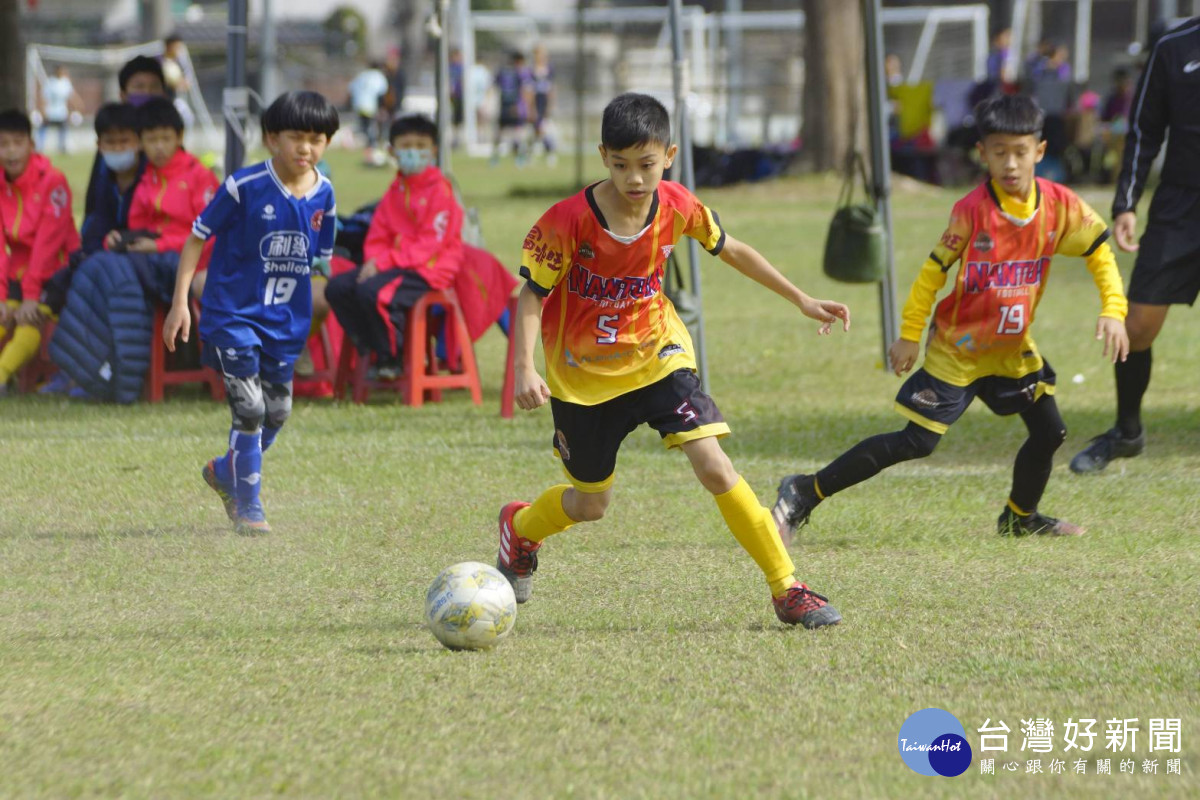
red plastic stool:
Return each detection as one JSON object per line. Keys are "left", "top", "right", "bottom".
{"left": 146, "top": 300, "right": 225, "bottom": 402}
{"left": 334, "top": 288, "right": 482, "bottom": 406}
{"left": 500, "top": 295, "right": 519, "bottom": 418}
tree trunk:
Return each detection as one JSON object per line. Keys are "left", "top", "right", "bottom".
{"left": 0, "top": 0, "right": 24, "bottom": 110}
{"left": 801, "top": 0, "right": 866, "bottom": 172}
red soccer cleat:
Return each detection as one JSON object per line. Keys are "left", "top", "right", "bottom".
{"left": 496, "top": 501, "right": 539, "bottom": 603}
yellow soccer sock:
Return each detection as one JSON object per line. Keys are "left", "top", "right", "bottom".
{"left": 0, "top": 325, "right": 42, "bottom": 383}
{"left": 514, "top": 484, "right": 577, "bottom": 543}
{"left": 715, "top": 476, "right": 797, "bottom": 598}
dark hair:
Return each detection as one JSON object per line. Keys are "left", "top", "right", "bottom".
{"left": 94, "top": 102, "right": 139, "bottom": 136}
{"left": 601, "top": 93, "right": 672, "bottom": 151}
{"left": 136, "top": 97, "right": 185, "bottom": 133}
{"left": 0, "top": 108, "right": 33, "bottom": 137}
{"left": 261, "top": 91, "right": 340, "bottom": 138}
{"left": 975, "top": 94, "right": 1044, "bottom": 140}
{"left": 389, "top": 113, "right": 438, "bottom": 144}
{"left": 164, "top": 33, "right": 182, "bottom": 47}
{"left": 118, "top": 55, "right": 165, "bottom": 93}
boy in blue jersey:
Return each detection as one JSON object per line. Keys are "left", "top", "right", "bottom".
{"left": 164, "top": 91, "right": 339, "bottom": 534}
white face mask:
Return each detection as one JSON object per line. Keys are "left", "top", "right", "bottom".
{"left": 395, "top": 148, "right": 434, "bottom": 175}
{"left": 101, "top": 148, "right": 138, "bottom": 173}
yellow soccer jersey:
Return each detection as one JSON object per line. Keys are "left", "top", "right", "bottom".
{"left": 519, "top": 180, "right": 725, "bottom": 405}
{"left": 900, "top": 178, "right": 1127, "bottom": 386}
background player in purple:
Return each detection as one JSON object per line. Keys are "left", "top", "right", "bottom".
{"left": 163, "top": 91, "right": 339, "bottom": 535}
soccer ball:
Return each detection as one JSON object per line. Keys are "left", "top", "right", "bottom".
{"left": 425, "top": 562, "right": 517, "bottom": 651}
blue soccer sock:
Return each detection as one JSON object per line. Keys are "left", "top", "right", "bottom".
{"left": 261, "top": 425, "right": 280, "bottom": 453}
{"left": 227, "top": 429, "right": 264, "bottom": 513}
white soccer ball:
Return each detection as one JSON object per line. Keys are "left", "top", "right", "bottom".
{"left": 425, "top": 562, "right": 517, "bottom": 650}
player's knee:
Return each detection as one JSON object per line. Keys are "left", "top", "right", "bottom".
{"left": 900, "top": 425, "right": 941, "bottom": 459}
{"left": 1048, "top": 425, "right": 1067, "bottom": 451}
{"left": 231, "top": 399, "right": 265, "bottom": 432}
{"left": 227, "top": 379, "right": 266, "bottom": 431}
{"left": 264, "top": 391, "right": 292, "bottom": 430}
{"left": 694, "top": 458, "right": 738, "bottom": 494}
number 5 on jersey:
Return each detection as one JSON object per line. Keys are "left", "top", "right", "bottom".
{"left": 596, "top": 313, "right": 619, "bottom": 344}
{"left": 264, "top": 276, "right": 297, "bottom": 306}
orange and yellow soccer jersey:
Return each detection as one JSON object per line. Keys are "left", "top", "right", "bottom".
{"left": 905, "top": 178, "right": 1120, "bottom": 385}
{"left": 520, "top": 181, "right": 725, "bottom": 405}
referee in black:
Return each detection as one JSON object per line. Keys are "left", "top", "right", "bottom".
{"left": 1071, "top": 16, "right": 1200, "bottom": 473}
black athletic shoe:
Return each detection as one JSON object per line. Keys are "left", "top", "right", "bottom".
{"left": 1069, "top": 427, "right": 1146, "bottom": 474}
{"left": 996, "top": 507, "right": 1086, "bottom": 537}
{"left": 771, "top": 474, "right": 820, "bottom": 546}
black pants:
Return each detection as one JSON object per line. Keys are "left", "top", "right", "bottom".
{"left": 325, "top": 266, "right": 433, "bottom": 358}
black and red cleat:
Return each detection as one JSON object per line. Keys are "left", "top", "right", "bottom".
{"left": 773, "top": 582, "right": 842, "bottom": 629}
{"left": 496, "top": 501, "right": 540, "bottom": 603}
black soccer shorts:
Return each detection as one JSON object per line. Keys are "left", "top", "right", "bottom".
{"left": 1127, "top": 185, "right": 1200, "bottom": 305}
{"left": 548, "top": 368, "right": 730, "bottom": 492}
{"left": 894, "top": 361, "right": 1058, "bottom": 434}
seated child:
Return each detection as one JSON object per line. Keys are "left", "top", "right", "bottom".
{"left": 325, "top": 114, "right": 463, "bottom": 379}
{"left": 111, "top": 97, "right": 218, "bottom": 297}
{"left": 80, "top": 103, "right": 145, "bottom": 255}
{"left": 0, "top": 109, "right": 80, "bottom": 393}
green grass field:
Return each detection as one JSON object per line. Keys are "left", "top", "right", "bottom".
{"left": 2, "top": 149, "right": 1197, "bottom": 798}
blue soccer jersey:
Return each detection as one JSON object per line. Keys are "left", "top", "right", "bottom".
{"left": 192, "top": 159, "right": 336, "bottom": 361}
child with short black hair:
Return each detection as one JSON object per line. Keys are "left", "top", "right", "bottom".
{"left": 499, "top": 93, "right": 850, "bottom": 628}
{"left": 0, "top": 109, "right": 79, "bottom": 393}
{"left": 325, "top": 113, "right": 464, "bottom": 379}
{"left": 105, "top": 98, "right": 217, "bottom": 265}
{"left": 164, "top": 91, "right": 339, "bottom": 534}
{"left": 79, "top": 103, "right": 144, "bottom": 254}
{"left": 773, "top": 94, "right": 1129, "bottom": 541}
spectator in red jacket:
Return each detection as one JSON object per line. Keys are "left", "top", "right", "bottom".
{"left": 326, "top": 114, "right": 464, "bottom": 378}
{"left": 106, "top": 98, "right": 218, "bottom": 288}
{"left": 0, "top": 109, "right": 79, "bottom": 392}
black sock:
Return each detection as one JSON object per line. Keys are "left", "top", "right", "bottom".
{"left": 815, "top": 424, "right": 940, "bottom": 498}
{"left": 1115, "top": 349, "right": 1152, "bottom": 439}
{"left": 1009, "top": 396, "right": 1066, "bottom": 513}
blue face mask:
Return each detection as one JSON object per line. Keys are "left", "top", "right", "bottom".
{"left": 124, "top": 93, "right": 155, "bottom": 108}
{"left": 101, "top": 149, "right": 138, "bottom": 173}
{"left": 395, "top": 148, "right": 434, "bottom": 176}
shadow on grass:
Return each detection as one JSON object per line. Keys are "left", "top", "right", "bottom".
{"left": 10, "top": 619, "right": 431, "bottom": 646}
{"left": 2, "top": 525, "right": 232, "bottom": 541}
{"left": 737, "top": 404, "right": 1200, "bottom": 467}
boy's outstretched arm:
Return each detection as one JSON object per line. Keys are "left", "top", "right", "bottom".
{"left": 1084, "top": 240, "right": 1129, "bottom": 363}
{"left": 717, "top": 235, "right": 850, "bottom": 334}
{"left": 513, "top": 282, "right": 551, "bottom": 410}
{"left": 163, "top": 235, "right": 206, "bottom": 351}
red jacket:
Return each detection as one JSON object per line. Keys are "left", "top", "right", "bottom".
{"left": 0, "top": 152, "right": 79, "bottom": 302}
{"left": 126, "top": 149, "right": 219, "bottom": 259}
{"left": 363, "top": 166, "right": 464, "bottom": 289}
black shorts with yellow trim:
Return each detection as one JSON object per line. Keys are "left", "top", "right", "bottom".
{"left": 893, "top": 361, "right": 1057, "bottom": 434}
{"left": 548, "top": 368, "right": 729, "bottom": 492}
